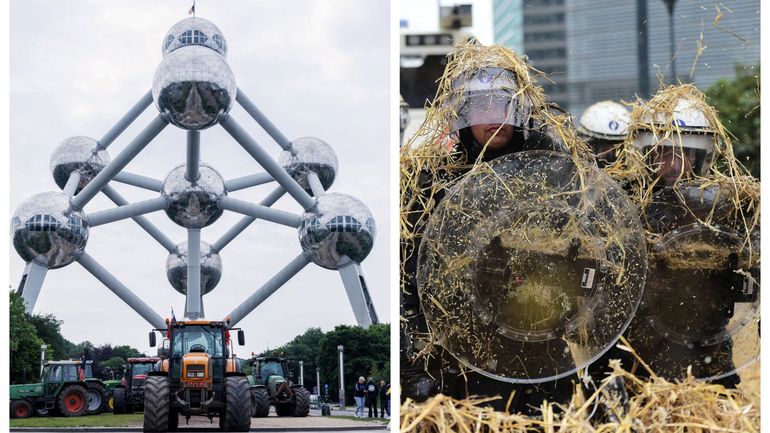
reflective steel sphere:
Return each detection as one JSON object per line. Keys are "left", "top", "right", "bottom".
{"left": 152, "top": 45, "right": 236, "bottom": 130}
{"left": 279, "top": 137, "right": 338, "bottom": 194}
{"left": 49, "top": 136, "right": 110, "bottom": 194}
{"left": 11, "top": 192, "right": 89, "bottom": 269}
{"left": 162, "top": 17, "right": 228, "bottom": 57}
{"left": 166, "top": 240, "right": 222, "bottom": 295}
{"left": 162, "top": 163, "right": 226, "bottom": 228}
{"left": 298, "top": 193, "right": 376, "bottom": 270}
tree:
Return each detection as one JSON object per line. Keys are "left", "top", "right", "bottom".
{"left": 705, "top": 65, "right": 760, "bottom": 178}
{"left": 28, "top": 313, "right": 77, "bottom": 361}
{"left": 9, "top": 292, "right": 44, "bottom": 384}
{"left": 317, "top": 324, "right": 390, "bottom": 405}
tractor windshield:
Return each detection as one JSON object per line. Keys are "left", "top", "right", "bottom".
{"left": 170, "top": 324, "right": 225, "bottom": 379}
{"left": 172, "top": 325, "right": 224, "bottom": 357}
{"left": 259, "top": 360, "right": 283, "bottom": 378}
{"left": 47, "top": 364, "right": 78, "bottom": 382}
{"left": 132, "top": 363, "right": 154, "bottom": 376}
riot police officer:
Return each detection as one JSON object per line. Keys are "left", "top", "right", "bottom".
{"left": 401, "top": 46, "right": 589, "bottom": 414}
{"left": 600, "top": 86, "right": 759, "bottom": 389}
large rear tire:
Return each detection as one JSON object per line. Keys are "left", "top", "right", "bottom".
{"left": 143, "top": 376, "right": 170, "bottom": 432}
{"left": 292, "top": 387, "right": 310, "bottom": 417}
{"left": 251, "top": 387, "right": 270, "bottom": 417}
{"left": 113, "top": 387, "right": 127, "bottom": 414}
{"left": 85, "top": 383, "right": 105, "bottom": 415}
{"left": 10, "top": 400, "right": 33, "bottom": 419}
{"left": 222, "top": 376, "right": 251, "bottom": 432}
{"left": 58, "top": 385, "right": 88, "bottom": 417}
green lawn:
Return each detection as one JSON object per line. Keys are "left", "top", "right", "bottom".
{"left": 10, "top": 413, "right": 144, "bottom": 428}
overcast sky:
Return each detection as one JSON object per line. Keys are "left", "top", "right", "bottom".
{"left": 8, "top": 0, "right": 390, "bottom": 356}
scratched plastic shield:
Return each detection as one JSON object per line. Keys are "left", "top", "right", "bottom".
{"left": 417, "top": 151, "right": 647, "bottom": 383}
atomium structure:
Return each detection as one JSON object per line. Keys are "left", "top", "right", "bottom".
{"left": 12, "top": 17, "right": 378, "bottom": 330}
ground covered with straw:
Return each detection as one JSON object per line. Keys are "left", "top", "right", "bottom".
{"left": 401, "top": 357, "right": 759, "bottom": 433}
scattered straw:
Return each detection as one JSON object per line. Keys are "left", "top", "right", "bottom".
{"left": 401, "top": 359, "right": 760, "bottom": 433}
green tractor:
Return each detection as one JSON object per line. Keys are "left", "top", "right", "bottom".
{"left": 109, "top": 357, "right": 161, "bottom": 414}
{"left": 10, "top": 360, "right": 106, "bottom": 418}
{"left": 248, "top": 356, "right": 309, "bottom": 417}
{"left": 143, "top": 319, "right": 251, "bottom": 432}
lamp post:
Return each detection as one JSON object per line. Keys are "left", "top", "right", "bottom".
{"left": 662, "top": 0, "right": 678, "bottom": 83}
{"left": 337, "top": 345, "right": 345, "bottom": 409}
{"left": 299, "top": 360, "right": 304, "bottom": 387}
{"left": 316, "top": 367, "right": 321, "bottom": 397}
{"left": 39, "top": 344, "right": 48, "bottom": 379}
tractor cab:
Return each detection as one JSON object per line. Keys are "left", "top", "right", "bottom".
{"left": 256, "top": 358, "right": 288, "bottom": 382}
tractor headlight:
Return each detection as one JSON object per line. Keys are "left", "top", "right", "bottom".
{"left": 186, "top": 372, "right": 195, "bottom": 378}
{"left": 196, "top": 372, "right": 205, "bottom": 378}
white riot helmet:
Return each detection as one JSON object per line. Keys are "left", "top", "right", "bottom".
{"left": 446, "top": 67, "right": 533, "bottom": 133}
{"left": 578, "top": 100, "right": 629, "bottom": 167}
{"left": 577, "top": 100, "right": 629, "bottom": 141}
{"left": 633, "top": 97, "right": 716, "bottom": 179}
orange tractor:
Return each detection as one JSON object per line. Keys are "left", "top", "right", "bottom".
{"left": 143, "top": 319, "right": 251, "bottom": 432}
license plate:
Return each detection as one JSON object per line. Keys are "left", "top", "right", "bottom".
{"left": 182, "top": 381, "right": 211, "bottom": 389}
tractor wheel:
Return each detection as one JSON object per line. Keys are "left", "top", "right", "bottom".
{"left": 85, "top": 383, "right": 105, "bottom": 415}
{"left": 10, "top": 400, "right": 33, "bottom": 419}
{"left": 275, "top": 403, "right": 293, "bottom": 417}
{"left": 143, "top": 376, "right": 170, "bottom": 432}
{"left": 58, "top": 385, "right": 88, "bottom": 417}
{"left": 292, "top": 387, "right": 310, "bottom": 417}
{"left": 113, "top": 387, "right": 127, "bottom": 414}
{"left": 251, "top": 387, "right": 270, "bottom": 417}
{"left": 221, "top": 376, "right": 251, "bottom": 432}
{"left": 106, "top": 393, "right": 114, "bottom": 413}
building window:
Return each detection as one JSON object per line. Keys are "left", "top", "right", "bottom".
{"left": 328, "top": 216, "right": 363, "bottom": 233}
{"left": 212, "top": 34, "right": 227, "bottom": 52}
{"left": 164, "top": 35, "right": 174, "bottom": 50}
{"left": 179, "top": 30, "right": 207, "bottom": 45}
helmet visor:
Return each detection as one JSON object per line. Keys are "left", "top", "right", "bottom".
{"left": 446, "top": 67, "right": 532, "bottom": 133}
{"left": 634, "top": 132, "right": 715, "bottom": 181}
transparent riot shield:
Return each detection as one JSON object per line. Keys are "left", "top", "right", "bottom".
{"left": 417, "top": 151, "right": 647, "bottom": 383}
{"left": 626, "top": 186, "right": 760, "bottom": 381}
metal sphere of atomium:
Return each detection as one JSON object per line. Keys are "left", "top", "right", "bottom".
{"left": 162, "top": 17, "right": 228, "bottom": 58}
{"left": 152, "top": 46, "right": 236, "bottom": 130}
{"left": 278, "top": 137, "right": 338, "bottom": 194}
{"left": 298, "top": 193, "right": 376, "bottom": 270}
{"left": 49, "top": 136, "right": 110, "bottom": 194}
{"left": 11, "top": 192, "right": 89, "bottom": 269}
{"left": 162, "top": 163, "right": 226, "bottom": 228}
{"left": 166, "top": 240, "right": 222, "bottom": 295}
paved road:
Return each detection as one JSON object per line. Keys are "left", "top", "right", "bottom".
{"left": 10, "top": 409, "right": 391, "bottom": 432}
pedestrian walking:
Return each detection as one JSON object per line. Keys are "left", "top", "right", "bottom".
{"left": 353, "top": 376, "right": 366, "bottom": 418}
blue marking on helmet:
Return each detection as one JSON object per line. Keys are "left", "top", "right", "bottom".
{"left": 609, "top": 120, "right": 619, "bottom": 131}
